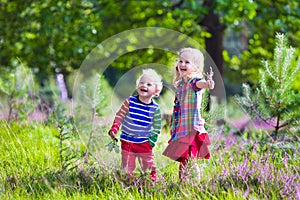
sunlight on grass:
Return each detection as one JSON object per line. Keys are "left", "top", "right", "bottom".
{"left": 0, "top": 118, "right": 299, "bottom": 199}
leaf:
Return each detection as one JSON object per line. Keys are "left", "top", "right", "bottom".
{"left": 105, "top": 141, "right": 114, "bottom": 152}
{"left": 106, "top": 139, "right": 119, "bottom": 153}
{"left": 0, "top": 79, "right": 10, "bottom": 95}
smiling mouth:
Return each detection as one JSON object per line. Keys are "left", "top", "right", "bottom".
{"left": 140, "top": 88, "right": 148, "bottom": 92}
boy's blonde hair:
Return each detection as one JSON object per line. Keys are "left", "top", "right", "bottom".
{"left": 136, "top": 68, "right": 163, "bottom": 96}
{"left": 173, "top": 47, "right": 204, "bottom": 85}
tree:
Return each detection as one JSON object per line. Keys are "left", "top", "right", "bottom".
{"left": 0, "top": 1, "right": 256, "bottom": 82}
{"left": 199, "top": 0, "right": 256, "bottom": 77}
{"left": 0, "top": 1, "right": 103, "bottom": 87}
{"left": 1, "top": 0, "right": 300, "bottom": 96}
{"left": 225, "top": 0, "right": 300, "bottom": 86}
{"left": 235, "top": 33, "right": 300, "bottom": 140}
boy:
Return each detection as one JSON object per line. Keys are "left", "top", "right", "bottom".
{"left": 108, "top": 68, "right": 163, "bottom": 181}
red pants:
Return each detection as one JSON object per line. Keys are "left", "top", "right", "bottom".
{"left": 121, "top": 140, "right": 156, "bottom": 181}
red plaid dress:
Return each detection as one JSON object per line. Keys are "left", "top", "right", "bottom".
{"left": 163, "top": 78, "right": 211, "bottom": 161}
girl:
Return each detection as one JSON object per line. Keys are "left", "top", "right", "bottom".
{"left": 108, "top": 68, "right": 163, "bottom": 181}
{"left": 163, "top": 47, "right": 214, "bottom": 181}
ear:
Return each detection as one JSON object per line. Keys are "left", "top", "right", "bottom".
{"left": 154, "top": 88, "right": 160, "bottom": 97}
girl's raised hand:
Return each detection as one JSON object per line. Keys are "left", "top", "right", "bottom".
{"left": 205, "top": 67, "right": 215, "bottom": 89}
{"left": 205, "top": 66, "right": 214, "bottom": 81}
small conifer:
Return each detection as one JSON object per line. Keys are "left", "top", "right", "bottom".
{"left": 235, "top": 33, "right": 300, "bottom": 140}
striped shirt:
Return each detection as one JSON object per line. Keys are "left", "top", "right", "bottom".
{"left": 170, "top": 77, "right": 207, "bottom": 141}
{"left": 110, "top": 95, "right": 161, "bottom": 146}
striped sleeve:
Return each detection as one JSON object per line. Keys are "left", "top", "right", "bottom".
{"left": 148, "top": 106, "right": 162, "bottom": 147}
{"left": 110, "top": 98, "right": 129, "bottom": 134}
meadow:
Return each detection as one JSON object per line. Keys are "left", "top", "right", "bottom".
{"left": 1, "top": 1, "right": 300, "bottom": 199}
{"left": 1, "top": 34, "right": 299, "bottom": 198}
{"left": 0, "top": 99, "right": 299, "bottom": 200}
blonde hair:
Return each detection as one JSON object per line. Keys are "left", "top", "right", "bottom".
{"left": 173, "top": 47, "right": 204, "bottom": 85}
{"left": 136, "top": 68, "right": 163, "bottom": 96}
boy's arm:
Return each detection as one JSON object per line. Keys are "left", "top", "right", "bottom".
{"left": 108, "top": 98, "right": 130, "bottom": 139}
{"left": 148, "top": 107, "right": 162, "bottom": 147}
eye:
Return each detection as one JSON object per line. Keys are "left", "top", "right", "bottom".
{"left": 185, "top": 61, "right": 190, "bottom": 64}
{"left": 138, "top": 82, "right": 144, "bottom": 86}
{"left": 147, "top": 83, "right": 153, "bottom": 87}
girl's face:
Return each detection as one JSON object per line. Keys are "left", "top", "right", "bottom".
{"left": 136, "top": 75, "right": 157, "bottom": 99}
{"left": 177, "top": 55, "right": 194, "bottom": 79}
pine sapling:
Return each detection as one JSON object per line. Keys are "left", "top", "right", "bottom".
{"left": 235, "top": 33, "right": 300, "bottom": 140}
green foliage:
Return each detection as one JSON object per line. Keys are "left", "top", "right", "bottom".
{"left": 0, "top": 0, "right": 259, "bottom": 89}
{"left": 235, "top": 33, "right": 300, "bottom": 139}
{"left": 0, "top": 1, "right": 102, "bottom": 82}
{"left": 215, "top": 0, "right": 257, "bottom": 24}
{"left": 54, "top": 112, "right": 80, "bottom": 172}
{"left": 105, "top": 139, "right": 120, "bottom": 153}
{"left": 2, "top": 0, "right": 300, "bottom": 96}
{"left": 225, "top": 1, "right": 300, "bottom": 84}
{"left": 0, "top": 61, "right": 39, "bottom": 122}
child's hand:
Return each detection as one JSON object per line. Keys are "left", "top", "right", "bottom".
{"left": 207, "top": 79, "right": 215, "bottom": 90}
{"left": 108, "top": 130, "right": 116, "bottom": 139}
{"left": 205, "top": 66, "right": 214, "bottom": 81}
{"left": 106, "top": 130, "right": 119, "bottom": 153}
{"left": 205, "top": 67, "right": 215, "bottom": 89}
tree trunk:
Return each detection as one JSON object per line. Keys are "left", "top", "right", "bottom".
{"left": 200, "top": 0, "right": 226, "bottom": 77}
{"left": 200, "top": 0, "right": 226, "bottom": 102}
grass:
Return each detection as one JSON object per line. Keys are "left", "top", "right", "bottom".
{"left": 0, "top": 119, "right": 299, "bottom": 199}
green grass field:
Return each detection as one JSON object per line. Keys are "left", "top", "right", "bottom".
{"left": 0, "top": 119, "right": 299, "bottom": 199}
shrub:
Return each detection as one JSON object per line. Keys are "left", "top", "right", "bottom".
{"left": 0, "top": 62, "right": 39, "bottom": 122}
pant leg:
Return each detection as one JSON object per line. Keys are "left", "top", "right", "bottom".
{"left": 121, "top": 141, "right": 136, "bottom": 175}
{"left": 134, "top": 142, "right": 157, "bottom": 181}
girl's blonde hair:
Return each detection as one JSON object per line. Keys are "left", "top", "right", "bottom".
{"left": 136, "top": 68, "right": 163, "bottom": 96}
{"left": 173, "top": 47, "right": 204, "bottom": 85}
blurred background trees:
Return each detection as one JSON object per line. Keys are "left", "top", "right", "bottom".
{"left": 1, "top": 0, "right": 300, "bottom": 98}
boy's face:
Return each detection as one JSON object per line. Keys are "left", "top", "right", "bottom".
{"left": 136, "top": 75, "right": 157, "bottom": 98}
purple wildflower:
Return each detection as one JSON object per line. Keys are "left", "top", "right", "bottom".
{"left": 296, "top": 189, "right": 300, "bottom": 200}
{"left": 283, "top": 152, "right": 288, "bottom": 168}
{"left": 243, "top": 188, "right": 250, "bottom": 198}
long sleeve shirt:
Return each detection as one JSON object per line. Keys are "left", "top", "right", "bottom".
{"left": 110, "top": 95, "right": 162, "bottom": 147}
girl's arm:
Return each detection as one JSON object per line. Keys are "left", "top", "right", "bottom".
{"left": 148, "top": 107, "right": 162, "bottom": 147}
{"left": 108, "top": 98, "right": 130, "bottom": 139}
{"left": 196, "top": 79, "right": 215, "bottom": 89}
{"left": 196, "top": 66, "right": 215, "bottom": 89}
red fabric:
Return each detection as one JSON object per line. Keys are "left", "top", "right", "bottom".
{"left": 110, "top": 98, "right": 130, "bottom": 134}
{"left": 120, "top": 140, "right": 156, "bottom": 180}
{"left": 163, "top": 131, "right": 210, "bottom": 162}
